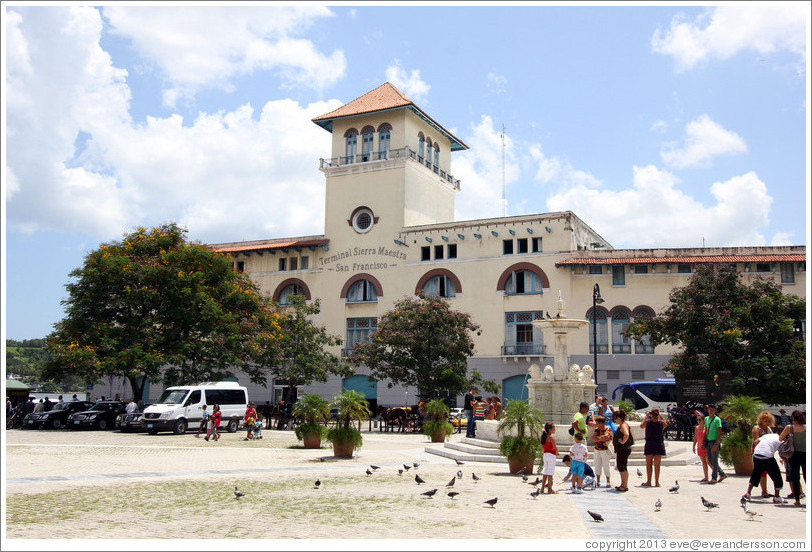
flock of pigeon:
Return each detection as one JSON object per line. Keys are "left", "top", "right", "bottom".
{"left": 231, "top": 461, "right": 770, "bottom": 522}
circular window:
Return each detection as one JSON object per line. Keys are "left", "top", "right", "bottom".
{"left": 352, "top": 208, "right": 374, "bottom": 233}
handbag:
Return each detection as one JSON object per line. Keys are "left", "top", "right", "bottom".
{"left": 778, "top": 426, "right": 794, "bottom": 460}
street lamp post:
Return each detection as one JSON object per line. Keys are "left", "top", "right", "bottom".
{"left": 592, "top": 283, "right": 605, "bottom": 379}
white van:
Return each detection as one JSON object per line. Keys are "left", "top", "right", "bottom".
{"left": 611, "top": 378, "right": 677, "bottom": 413}
{"left": 142, "top": 382, "right": 248, "bottom": 435}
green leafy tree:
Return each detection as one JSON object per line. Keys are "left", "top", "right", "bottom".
{"left": 626, "top": 264, "right": 805, "bottom": 404}
{"left": 44, "top": 224, "right": 284, "bottom": 401}
{"left": 350, "top": 294, "right": 488, "bottom": 399}
{"left": 272, "top": 294, "right": 352, "bottom": 403}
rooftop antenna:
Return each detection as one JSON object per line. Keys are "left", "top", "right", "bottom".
{"left": 501, "top": 124, "right": 507, "bottom": 217}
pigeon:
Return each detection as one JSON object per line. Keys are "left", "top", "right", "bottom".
{"left": 457, "top": 470, "right": 463, "bottom": 479}
{"left": 546, "top": 312, "right": 552, "bottom": 319}
{"left": 669, "top": 481, "right": 680, "bottom": 493}
{"left": 446, "top": 476, "right": 456, "bottom": 488}
{"left": 314, "top": 479, "right": 321, "bottom": 489}
{"left": 398, "top": 469, "right": 403, "bottom": 476}
{"left": 742, "top": 506, "right": 762, "bottom": 521}
{"left": 740, "top": 495, "right": 750, "bottom": 507}
{"left": 413, "top": 462, "right": 420, "bottom": 468}
{"left": 655, "top": 499, "right": 662, "bottom": 512}
{"left": 472, "top": 473, "right": 481, "bottom": 482}
{"left": 403, "top": 464, "right": 411, "bottom": 471}
{"left": 365, "top": 469, "right": 373, "bottom": 476}
{"left": 415, "top": 474, "right": 425, "bottom": 485}
{"left": 530, "top": 487, "right": 542, "bottom": 498}
{"left": 234, "top": 486, "right": 245, "bottom": 499}
{"left": 448, "top": 491, "right": 460, "bottom": 499}
{"left": 483, "top": 497, "right": 498, "bottom": 508}
{"left": 522, "top": 474, "right": 529, "bottom": 482}
{"left": 701, "top": 496, "right": 719, "bottom": 511}
{"left": 637, "top": 468, "right": 643, "bottom": 478}
{"left": 587, "top": 510, "right": 604, "bottom": 522}
{"left": 421, "top": 488, "right": 438, "bottom": 498}
{"left": 455, "top": 459, "right": 465, "bottom": 466}
{"left": 370, "top": 464, "right": 381, "bottom": 470}
{"left": 529, "top": 477, "right": 543, "bottom": 486}
{"left": 516, "top": 467, "right": 526, "bottom": 476}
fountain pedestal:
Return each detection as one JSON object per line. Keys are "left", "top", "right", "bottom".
{"left": 528, "top": 294, "right": 596, "bottom": 434}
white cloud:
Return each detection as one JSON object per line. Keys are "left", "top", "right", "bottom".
{"left": 546, "top": 165, "right": 772, "bottom": 248}
{"left": 103, "top": 5, "right": 345, "bottom": 103}
{"left": 5, "top": 6, "right": 342, "bottom": 244}
{"left": 452, "top": 115, "right": 520, "bottom": 221}
{"left": 652, "top": 5, "right": 808, "bottom": 71}
{"left": 385, "top": 60, "right": 431, "bottom": 102}
{"left": 650, "top": 120, "right": 668, "bottom": 134}
{"left": 661, "top": 114, "right": 747, "bottom": 169}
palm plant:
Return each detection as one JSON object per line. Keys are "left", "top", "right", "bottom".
{"left": 292, "top": 393, "right": 330, "bottom": 447}
{"left": 497, "top": 399, "right": 545, "bottom": 473}
{"left": 326, "top": 389, "right": 371, "bottom": 456}
{"left": 422, "top": 398, "right": 454, "bottom": 442}
{"left": 719, "top": 394, "right": 764, "bottom": 466}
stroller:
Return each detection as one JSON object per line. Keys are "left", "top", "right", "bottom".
{"left": 252, "top": 419, "right": 263, "bottom": 439}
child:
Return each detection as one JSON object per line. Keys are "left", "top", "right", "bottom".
{"left": 253, "top": 418, "right": 263, "bottom": 439}
{"left": 567, "top": 432, "right": 589, "bottom": 493}
{"left": 561, "top": 454, "right": 597, "bottom": 491}
{"left": 541, "top": 422, "right": 558, "bottom": 494}
{"left": 197, "top": 404, "right": 209, "bottom": 439}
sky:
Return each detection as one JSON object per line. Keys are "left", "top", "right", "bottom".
{"left": 2, "top": 2, "right": 809, "bottom": 341}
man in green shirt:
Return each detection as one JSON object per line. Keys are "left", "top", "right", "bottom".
{"left": 572, "top": 402, "right": 590, "bottom": 437}
{"left": 704, "top": 404, "right": 727, "bottom": 483}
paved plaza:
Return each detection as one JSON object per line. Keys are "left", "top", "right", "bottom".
{"left": 3, "top": 427, "right": 808, "bottom": 548}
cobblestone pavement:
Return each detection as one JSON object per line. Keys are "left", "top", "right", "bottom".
{"left": 3, "top": 427, "right": 808, "bottom": 548}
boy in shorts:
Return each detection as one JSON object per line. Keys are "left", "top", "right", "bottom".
{"left": 567, "top": 432, "right": 589, "bottom": 493}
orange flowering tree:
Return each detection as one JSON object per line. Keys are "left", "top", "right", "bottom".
{"left": 44, "top": 223, "right": 284, "bottom": 401}
{"left": 626, "top": 264, "right": 805, "bottom": 404}
{"left": 350, "top": 294, "right": 489, "bottom": 400}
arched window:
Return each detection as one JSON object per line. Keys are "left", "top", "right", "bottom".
{"left": 505, "top": 270, "right": 544, "bottom": 295}
{"left": 418, "top": 133, "right": 425, "bottom": 160}
{"left": 278, "top": 283, "right": 305, "bottom": 305}
{"left": 425, "top": 138, "right": 433, "bottom": 166}
{"left": 632, "top": 306, "right": 655, "bottom": 354}
{"left": 423, "top": 275, "right": 456, "bottom": 298}
{"left": 588, "top": 307, "right": 608, "bottom": 354}
{"left": 611, "top": 307, "right": 632, "bottom": 354}
{"left": 361, "top": 126, "right": 374, "bottom": 162}
{"left": 345, "top": 129, "right": 358, "bottom": 164}
{"left": 434, "top": 143, "right": 440, "bottom": 167}
{"left": 378, "top": 124, "right": 391, "bottom": 158}
{"left": 347, "top": 279, "right": 377, "bottom": 302}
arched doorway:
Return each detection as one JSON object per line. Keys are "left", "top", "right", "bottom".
{"left": 343, "top": 375, "right": 378, "bottom": 412}
{"left": 502, "top": 374, "right": 529, "bottom": 403}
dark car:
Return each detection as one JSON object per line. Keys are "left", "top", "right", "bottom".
{"left": 23, "top": 401, "right": 96, "bottom": 430}
{"left": 67, "top": 401, "right": 128, "bottom": 430}
{"left": 116, "top": 405, "right": 150, "bottom": 432}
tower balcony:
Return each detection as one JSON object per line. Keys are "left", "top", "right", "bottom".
{"left": 319, "top": 146, "right": 461, "bottom": 190}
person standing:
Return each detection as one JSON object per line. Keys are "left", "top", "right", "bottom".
{"left": 779, "top": 410, "right": 806, "bottom": 507}
{"left": 473, "top": 395, "right": 487, "bottom": 421}
{"left": 705, "top": 404, "right": 727, "bottom": 484}
{"left": 612, "top": 410, "right": 632, "bottom": 492}
{"left": 126, "top": 398, "right": 138, "bottom": 414}
{"left": 540, "top": 422, "right": 558, "bottom": 494}
{"left": 692, "top": 410, "right": 710, "bottom": 482}
{"left": 751, "top": 411, "right": 775, "bottom": 497}
{"left": 198, "top": 404, "right": 210, "bottom": 439}
{"left": 641, "top": 408, "right": 666, "bottom": 487}
{"left": 243, "top": 402, "right": 258, "bottom": 440}
{"left": 571, "top": 402, "right": 591, "bottom": 438}
{"left": 567, "top": 432, "right": 588, "bottom": 493}
{"left": 592, "top": 415, "right": 613, "bottom": 488}
{"left": 463, "top": 388, "right": 477, "bottom": 438}
{"left": 209, "top": 405, "right": 222, "bottom": 442}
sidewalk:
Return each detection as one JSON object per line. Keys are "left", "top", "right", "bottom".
{"left": 3, "top": 428, "right": 808, "bottom": 544}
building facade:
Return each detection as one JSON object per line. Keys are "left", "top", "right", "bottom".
{"left": 91, "top": 83, "right": 807, "bottom": 407}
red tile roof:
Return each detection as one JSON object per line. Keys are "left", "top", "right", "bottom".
{"left": 212, "top": 238, "right": 328, "bottom": 254}
{"left": 312, "top": 82, "right": 468, "bottom": 151}
{"left": 556, "top": 254, "right": 805, "bottom": 266}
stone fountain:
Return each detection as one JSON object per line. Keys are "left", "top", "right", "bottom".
{"left": 528, "top": 292, "right": 596, "bottom": 434}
